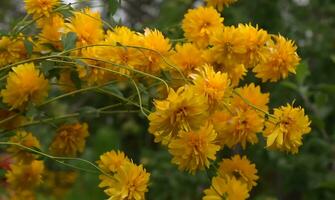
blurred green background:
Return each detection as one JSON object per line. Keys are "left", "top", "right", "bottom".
{"left": 1, "top": 0, "right": 335, "bottom": 199}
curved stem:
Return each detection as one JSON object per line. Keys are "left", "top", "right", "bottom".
{"left": 233, "top": 90, "right": 276, "bottom": 119}
{"left": 0, "top": 141, "right": 112, "bottom": 178}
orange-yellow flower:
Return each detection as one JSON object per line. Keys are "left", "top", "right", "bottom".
{"left": 7, "top": 130, "right": 41, "bottom": 163}
{"left": 236, "top": 24, "right": 270, "bottom": 68}
{"left": 0, "top": 36, "right": 27, "bottom": 67}
{"left": 139, "top": 29, "right": 171, "bottom": 74}
{"left": 38, "top": 14, "right": 65, "bottom": 49}
{"left": 102, "top": 26, "right": 144, "bottom": 76}
{"left": 24, "top": 0, "right": 59, "bottom": 17}
{"left": 211, "top": 109, "right": 264, "bottom": 148}
{"left": 104, "top": 162, "right": 150, "bottom": 200}
{"left": 190, "top": 64, "right": 230, "bottom": 111}
{"left": 168, "top": 124, "right": 220, "bottom": 174}
{"left": 205, "top": 0, "right": 238, "bottom": 11}
{"left": 6, "top": 160, "right": 45, "bottom": 191}
{"left": 148, "top": 86, "right": 208, "bottom": 144}
{"left": 97, "top": 150, "right": 130, "bottom": 188}
{"left": 1, "top": 63, "right": 49, "bottom": 109}
{"left": 218, "top": 155, "right": 259, "bottom": 190}
{"left": 170, "top": 43, "right": 205, "bottom": 76}
{"left": 182, "top": 6, "right": 223, "bottom": 48}
{"left": 253, "top": 35, "right": 300, "bottom": 82}
{"left": 231, "top": 83, "right": 269, "bottom": 113}
{"left": 263, "top": 104, "right": 311, "bottom": 154}
{"left": 209, "top": 26, "right": 245, "bottom": 65}
{"left": 203, "top": 176, "right": 249, "bottom": 200}
{"left": 67, "top": 8, "right": 104, "bottom": 47}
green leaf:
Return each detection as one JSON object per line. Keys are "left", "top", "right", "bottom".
{"left": 24, "top": 39, "right": 34, "bottom": 56}
{"left": 295, "top": 61, "right": 310, "bottom": 85}
{"left": 109, "top": 0, "right": 121, "bottom": 15}
{"left": 40, "top": 60, "right": 55, "bottom": 77}
{"left": 61, "top": 32, "right": 77, "bottom": 51}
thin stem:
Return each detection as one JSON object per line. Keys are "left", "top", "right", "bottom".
{"left": 0, "top": 142, "right": 112, "bottom": 178}
{"left": 233, "top": 90, "right": 276, "bottom": 119}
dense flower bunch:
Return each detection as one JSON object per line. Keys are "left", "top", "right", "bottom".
{"left": 0, "top": 0, "right": 311, "bottom": 199}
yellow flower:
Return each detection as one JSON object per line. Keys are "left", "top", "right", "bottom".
{"left": 231, "top": 83, "right": 269, "bottom": 113}
{"left": 49, "top": 123, "right": 89, "bottom": 157}
{"left": 169, "top": 43, "right": 205, "bottom": 76}
{"left": 190, "top": 64, "right": 230, "bottom": 111}
{"left": 0, "top": 36, "right": 27, "bottom": 67}
{"left": 97, "top": 150, "right": 130, "bottom": 173}
{"left": 210, "top": 24, "right": 270, "bottom": 68}
{"left": 103, "top": 26, "right": 144, "bottom": 74}
{"left": 97, "top": 150, "right": 130, "bottom": 188}
{"left": 148, "top": 86, "right": 209, "bottom": 144}
{"left": 209, "top": 84, "right": 269, "bottom": 148}
{"left": 223, "top": 63, "right": 246, "bottom": 87}
{"left": 218, "top": 155, "right": 259, "bottom": 190}
{"left": 211, "top": 109, "right": 264, "bottom": 148}
{"left": 6, "top": 160, "right": 45, "bottom": 191}
{"left": 168, "top": 124, "right": 220, "bottom": 174}
{"left": 7, "top": 130, "right": 41, "bottom": 163}
{"left": 203, "top": 176, "right": 249, "bottom": 200}
{"left": 209, "top": 26, "right": 245, "bottom": 65}
{"left": 0, "top": 109, "right": 26, "bottom": 131}
{"left": 24, "top": 0, "right": 59, "bottom": 17}
{"left": 205, "top": 0, "right": 238, "bottom": 11}
{"left": 253, "top": 35, "right": 300, "bottom": 82}
{"left": 203, "top": 50, "right": 247, "bottom": 86}
{"left": 103, "top": 162, "right": 150, "bottom": 200}
{"left": 263, "top": 104, "right": 311, "bottom": 154}
{"left": 235, "top": 24, "right": 270, "bottom": 68}
{"left": 67, "top": 8, "right": 104, "bottom": 47}
{"left": 182, "top": 6, "right": 223, "bottom": 48}
{"left": 139, "top": 29, "right": 171, "bottom": 74}
{"left": 1, "top": 63, "right": 49, "bottom": 109}
{"left": 38, "top": 13, "right": 64, "bottom": 49}
{"left": 78, "top": 46, "right": 111, "bottom": 85}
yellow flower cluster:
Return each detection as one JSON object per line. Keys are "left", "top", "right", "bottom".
{"left": 2, "top": 121, "right": 89, "bottom": 198}
{"left": 4, "top": 130, "right": 45, "bottom": 198}
{"left": 97, "top": 150, "right": 150, "bottom": 200}
{"left": 0, "top": 0, "right": 313, "bottom": 199}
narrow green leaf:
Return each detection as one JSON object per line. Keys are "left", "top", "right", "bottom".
{"left": 109, "top": 0, "right": 121, "bottom": 15}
